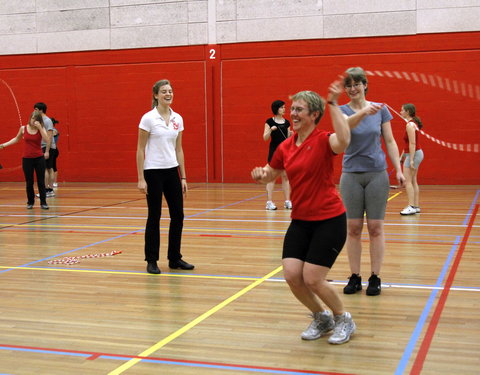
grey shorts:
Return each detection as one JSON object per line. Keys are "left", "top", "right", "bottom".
{"left": 340, "top": 170, "right": 389, "bottom": 220}
{"left": 404, "top": 149, "right": 424, "bottom": 169}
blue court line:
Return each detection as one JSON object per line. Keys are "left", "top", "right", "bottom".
{"left": 395, "top": 190, "right": 479, "bottom": 374}
{"left": 0, "top": 230, "right": 143, "bottom": 274}
{"left": 0, "top": 346, "right": 336, "bottom": 375}
{"left": 0, "top": 195, "right": 266, "bottom": 275}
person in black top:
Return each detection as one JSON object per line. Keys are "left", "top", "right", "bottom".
{"left": 263, "top": 100, "right": 292, "bottom": 210}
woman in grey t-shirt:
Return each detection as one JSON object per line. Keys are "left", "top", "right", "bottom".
{"left": 339, "top": 67, "right": 405, "bottom": 296}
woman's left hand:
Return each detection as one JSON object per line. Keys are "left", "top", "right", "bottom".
{"left": 181, "top": 179, "right": 188, "bottom": 198}
{"left": 396, "top": 170, "right": 406, "bottom": 187}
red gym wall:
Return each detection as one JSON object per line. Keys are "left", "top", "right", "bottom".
{"left": 1, "top": 32, "right": 479, "bottom": 184}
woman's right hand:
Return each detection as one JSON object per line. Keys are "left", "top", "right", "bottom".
{"left": 138, "top": 180, "right": 148, "bottom": 194}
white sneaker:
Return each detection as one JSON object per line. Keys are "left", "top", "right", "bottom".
{"left": 266, "top": 201, "right": 277, "bottom": 210}
{"left": 53, "top": 182, "right": 58, "bottom": 188}
{"left": 414, "top": 206, "right": 421, "bottom": 213}
{"left": 400, "top": 205, "right": 416, "bottom": 215}
{"left": 284, "top": 200, "right": 292, "bottom": 209}
{"left": 301, "top": 311, "right": 334, "bottom": 340}
{"left": 328, "top": 312, "right": 356, "bottom": 344}
{"left": 46, "top": 191, "right": 55, "bottom": 197}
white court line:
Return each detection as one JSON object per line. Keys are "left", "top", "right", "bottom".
{"left": 267, "top": 279, "right": 480, "bottom": 292}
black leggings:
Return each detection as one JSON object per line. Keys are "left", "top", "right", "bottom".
{"left": 22, "top": 156, "right": 47, "bottom": 205}
{"left": 143, "top": 167, "right": 184, "bottom": 262}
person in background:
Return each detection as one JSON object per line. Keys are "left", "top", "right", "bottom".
{"left": 51, "top": 118, "right": 60, "bottom": 188}
{"left": 136, "top": 79, "right": 194, "bottom": 274}
{"left": 251, "top": 78, "right": 356, "bottom": 345}
{"left": 263, "top": 100, "right": 292, "bottom": 210}
{"left": 0, "top": 112, "right": 50, "bottom": 209}
{"left": 339, "top": 67, "right": 405, "bottom": 296}
{"left": 34, "top": 102, "right": 57, "bottom": 197}
{"left": 399, "top": 104, "right": 424, "bottom": 215}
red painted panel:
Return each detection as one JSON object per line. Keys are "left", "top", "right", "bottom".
{"left": 221, "top": 40, "right": 480, "bottom": 184}
{"left": 1, "top": 31, "right": 479, "bottom": 184}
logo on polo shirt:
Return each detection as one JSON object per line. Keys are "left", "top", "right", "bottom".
{"left": 172, "top": 119, "right": 179, "bottom": 130}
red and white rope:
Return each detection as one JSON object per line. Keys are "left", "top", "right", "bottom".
{"left": 48, "top": 250, "right": 122, "bottom": 265}
{"left": 366, "top": 70, "right": 480, "bottom": 101}
{"left": 384, "top": 103, "right": 479, "bottom": 153}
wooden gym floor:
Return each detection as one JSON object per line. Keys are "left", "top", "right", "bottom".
{"left": 0, "top": 182, "right": 479, "bottom": 375}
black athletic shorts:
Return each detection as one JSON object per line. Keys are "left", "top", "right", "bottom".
{"left": 282, "top": 213, "right": 347, "bottom": 268}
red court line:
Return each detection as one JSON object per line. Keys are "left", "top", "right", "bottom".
{"left": 410, "top": 204, "right": 478, "bottom": 375}
{"left": 0, "top": 343, "right": 354, "bottom": 375}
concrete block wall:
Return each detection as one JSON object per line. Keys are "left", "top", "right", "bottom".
{"left": 0, "top": 0, "right": 479, "bottom": 55}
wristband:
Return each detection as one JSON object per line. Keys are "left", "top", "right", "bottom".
{"left": 181, "top": 178, "right": 186, "bottom": 180}
{"left": 327, "top": 101, "right": 337, "bottom": 105}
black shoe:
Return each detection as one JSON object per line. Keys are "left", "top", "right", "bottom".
{"left": 27, "top": 204, "right": 34, "bottom": 209}
{"left": 169, "top": 259, "right": 194, "bottom": 270}
{"left": 41, "top": 204, "right": 49, "bottom": 210}
{"left": 343, "top": 273, "right": 362, "bottom": 294}
{"left": 146, "top": 261, "right": 161, "bottom": 274}
{"left": 366, "top": 274, "right": 381, "bottom": 296}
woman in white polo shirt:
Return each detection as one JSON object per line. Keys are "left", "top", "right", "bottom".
{"left": 136, "top": 79, "right": 194, "bottom": 274}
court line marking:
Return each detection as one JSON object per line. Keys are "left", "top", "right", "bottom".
{"left": 107, "top": 265, "right": 283, "bottom": 375}
{"left": 395, "top": 192, "right": 479, "bottom": 375}
{"left": 0, "top": 343, "right": 352, "bottom": 375}
{"left": 409, "top": 204, "right": 478, "bottom": 375}
{"left": 1, "top": 265, "right": 479, "bottom": 292}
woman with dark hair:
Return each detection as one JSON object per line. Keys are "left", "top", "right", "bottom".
{"left": 339, "top": 67, "right": 405, "bottom": 296}
{"left": 0, "top": 112, "right": 50, "bottom": 209}
{"left": 136, "top": 79, "right": 194, "bottom": 274}
{"left": 399, "top": 103, "right": 424, "bottom": 215}
{"left": 263, "top": 100, "right": 292, "bottom": 210}
{"left": 251, "top": 78, "right": 356, "bottom": 345}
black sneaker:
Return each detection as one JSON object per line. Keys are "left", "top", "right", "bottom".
{"left": 366, "top": 274, "right": 381, "bottom": 296}
{"left": 146, "top": 261, "right": 161, "bottom": 274}
{"left": 169, "top": 259, "right": 194, "bottom": 270}
{"left": 343, "top": 273, "right": 362, "bottom": 294}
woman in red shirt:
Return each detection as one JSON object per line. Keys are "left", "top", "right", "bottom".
{"left": 251, "top": 78, "right": 356, "bottom": 345}
{"left": 0, "top": 112, "right": 50, "bottom": 209}
{"left": 399, "top": 103, "right": 424, "bottom": 215}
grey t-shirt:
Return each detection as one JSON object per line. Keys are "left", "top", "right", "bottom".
{"left": 340, "top": 103, "right": 392, "bottom": 172}
{"left": 41, "top": 115, "right": 56, "bottom": 149}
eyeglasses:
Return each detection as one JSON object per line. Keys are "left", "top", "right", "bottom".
{"left": 290, "top": 106, "right": 306, "bottom": 113}
{"left": 345, "top": 83, "right": 364, "bottom": 90}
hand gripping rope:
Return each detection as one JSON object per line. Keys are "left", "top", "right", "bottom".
{"left": 47, "top": 251, "right": 122, "bottom": 265}
{"left": 366, "top": 70, "right": 479, "bottom": 153}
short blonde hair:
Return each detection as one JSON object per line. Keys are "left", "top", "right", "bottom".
{"left": 290, "top": 90, "right": 325, "bottom": 124}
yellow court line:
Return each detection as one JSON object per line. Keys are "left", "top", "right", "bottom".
{"left": 0, "top": 265, "right": 261, "bottom": 281}
{"left": 388, "top": 191, "right": 402, "bottom": 201}
{"left": 107, "top": 265, "right": 284, "bottom": 375}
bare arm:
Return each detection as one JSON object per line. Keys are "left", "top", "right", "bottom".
{"left": 263, "top": 123, "right": 276, "bottom": 141}
{"left": 175, "top": 131, "right": 188, "bottom": 197}
{"left": 327, "top": 79, "right": 350, "bottom": 154}
{"left": 382, "top": 121, "right": 405, "bottom": 186}
{"left": 251, "top": 164, "right": 282, "bottom": 184}
{"left": 0, "top": 126, "right": 23, "bottom": 149}
{"left": 136, "top": 129, "right": 149, "bottom": 194}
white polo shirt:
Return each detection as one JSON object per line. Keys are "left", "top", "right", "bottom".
{"left": 139, "top": 107, "right": 184, "bottom": 170}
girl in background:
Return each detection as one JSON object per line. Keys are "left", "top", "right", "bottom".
{"left": 399, "top": 103, "right": 424, "bottom": 215}
{"left": 0, "top": 112, "right": 50, "bottom": 209}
